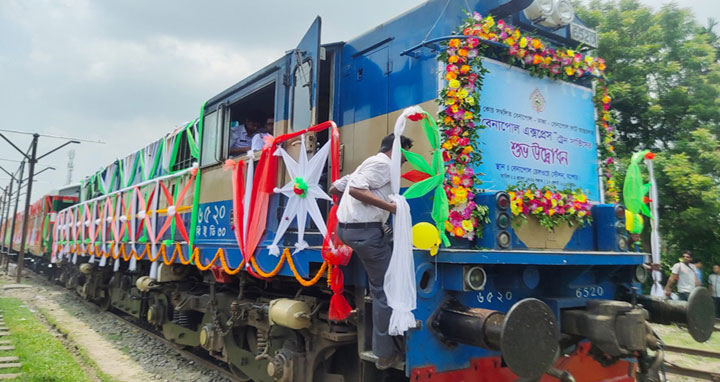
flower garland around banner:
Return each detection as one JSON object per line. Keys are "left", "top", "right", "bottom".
{"left": 438, "top": 12, "right": 619, "bottom": 240}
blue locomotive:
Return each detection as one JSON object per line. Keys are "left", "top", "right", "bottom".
{"left": 21, "top": 0, "right": 715, "bottom": 381}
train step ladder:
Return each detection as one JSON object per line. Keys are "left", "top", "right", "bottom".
{"left": 359, "top": 351, "right": 405, "bottom": 371}
{"left": 0, "top": 311, "right": 22, "bottom": 380}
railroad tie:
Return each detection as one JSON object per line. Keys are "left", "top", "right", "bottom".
{"left": 0, "top": 311, "right": 22, "bottom": 380}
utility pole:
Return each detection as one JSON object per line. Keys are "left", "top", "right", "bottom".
{"left": 0, "top": 132, "right": 77, "bottom": 283}
{"left": 6, "top": 161, "right": 25, "bottom": 271}
{"left": 0, "top": 188, "right": 6, "bottom": 255}
{"left": 0, "top": 166, "right": 19, "bottom": 257}
{"left": 16, "top": 134, "right": 39, "bottom": 283}
{"left": 0, "top": 186, "right": 11, "bottom": 256}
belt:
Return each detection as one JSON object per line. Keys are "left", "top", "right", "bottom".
{"left": 338, "top": 222, "right": 382, "bottom": 229}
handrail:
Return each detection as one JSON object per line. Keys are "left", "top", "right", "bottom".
{"left": 61, "top": 163, "right": 196, "bottom": 214}
{"left": 400, "top": 34, "right": 598, "bottom": 80}
{"left": 400, "top": 35, "right": 508, "bottom": 57}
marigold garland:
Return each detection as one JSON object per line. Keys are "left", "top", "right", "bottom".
{"left": 66, "top": 241, "right": 327, "bottom": 286}
{"left": 438, "top": 12, "right": 618, "bottom": 240}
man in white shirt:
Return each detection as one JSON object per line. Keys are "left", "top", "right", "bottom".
{"left": 250, "top": 116, "right": 274, "bottom": 151}
{"left": 665, "top": 251, "right": 700, "bottom": 301}
{"left": 329, "top": 133, "right": 413, "bottom": 370}
{"left": 229, "top": 110, "right": 268, "bottom": 156}
{"left": 708, "top": 263, "right": 720, "bottom": 318}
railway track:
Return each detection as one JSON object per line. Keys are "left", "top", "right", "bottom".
{"left": 663, "top": 344, "right": 720, "bottom": 359}
{"left": 664, "top": 361, "right": 720, "bottom": 382}
{"left": 23, "top": 267, "right": 720, "bottom": 382}
{"left": 663, "top": 344, "right": 720, "bottom": 381}
{"left": 22, "top": 269, "right": 243, "bottom": 382}
{"left": 110, "top": 311, "right": 243, "bottom": 382}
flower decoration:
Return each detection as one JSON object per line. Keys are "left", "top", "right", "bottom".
{"left": 293, "top": 177, "right": 308, "bottom": 198}
{"left": 507, "top": 183, "right": 592, "bottom": 231}
{"left": 596, "top": 81, "right": 619, "bottom": 202}
{"left": 438, "top": 12, "right": 616, "bottom": 240}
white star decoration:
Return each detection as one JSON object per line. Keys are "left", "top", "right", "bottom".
{"left": 268, "top": 135, "right": 332, "bottom": 256}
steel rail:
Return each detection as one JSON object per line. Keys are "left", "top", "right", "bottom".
{"left": 664, "top": 361, "right": 720, "bottom": 381}
{"left": 663, "top": 344, "right": 720, "bottom": 359}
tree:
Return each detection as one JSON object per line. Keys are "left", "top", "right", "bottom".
{"left": 576, "top": 0, "right": 720, "bottom": 152}
{"left": 575, "top": 1, "right": 720, "bottom": 270}
{"left": 655, "top": 129, "right": 720, "bottom": 266}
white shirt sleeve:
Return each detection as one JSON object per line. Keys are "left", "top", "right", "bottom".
{"left": 251, "top": 133, "right": 270, "bottom": 151}
{"left": 332, "top": 175, "right": 350, "bottom": 193}
{"left": 349, "top": 158, "right": 390, "bottom": 190}
{"left": 230, "top": 125, "right": 250, "bottom": 149}
{"left": 671, "top": 263, "right": 681, "bottom": 275}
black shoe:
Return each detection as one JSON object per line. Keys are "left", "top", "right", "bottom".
{"left": 376, "top": 352, "right": 403, "bottom": 370}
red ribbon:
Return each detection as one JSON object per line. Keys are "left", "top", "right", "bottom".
{"left": 227, "top": 121, "right": 353, "bottom": 319}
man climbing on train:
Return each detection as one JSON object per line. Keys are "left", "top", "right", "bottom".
{"left": 329, "top": 133, "right": 413, "bottom": 370}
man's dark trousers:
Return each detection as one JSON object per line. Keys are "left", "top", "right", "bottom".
{"left": 337, "top": 225, "right": 396, "bottom": 359}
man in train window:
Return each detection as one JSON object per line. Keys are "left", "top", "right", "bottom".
{"left": 251, "top": 116, "right": 274, "bottom": 151}
{"left": 228, "top": 110, "right": 266, "bottom": 156}
{"left": 329, "top": 133, "right": 413, "bottom": 370}
{"left": 665, "top": 250, "right": 701, "bottom": 301}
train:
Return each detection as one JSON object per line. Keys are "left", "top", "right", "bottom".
{"left": 1, "top": 186, "right": 78, "bottom": 270}
{"left": 1, "top": 1, "right": 716, "bottom": 381}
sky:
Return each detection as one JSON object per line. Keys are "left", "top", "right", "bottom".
{"left": 0, "top": 0, "right": 717, "bottom": 205}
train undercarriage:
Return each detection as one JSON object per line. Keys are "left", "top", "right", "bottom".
{"left": 52, "top": 256, "right": 396, "bottom": 382}
{"left": 41, "top": 253, "right": 715, "bottom": 382}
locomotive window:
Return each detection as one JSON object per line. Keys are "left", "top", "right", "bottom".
{"left": 200, "top": 110, "right": 220, "bottom": 167}
{"left": 291, "top": 60, "right": 312, "bottom": 131}
{"left": 227, "top": 82, "right": 276, "bottom": 157}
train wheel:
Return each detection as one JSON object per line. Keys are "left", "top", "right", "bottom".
{"left": 97, "top": 288, "right": 111, "bottom": 311}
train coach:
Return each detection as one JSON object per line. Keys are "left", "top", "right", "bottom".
{"left": 9, "top": 0, "right": 717, "bottom": 381}
{"left": 1, "top": 186, "right": 78, "bottom": 272}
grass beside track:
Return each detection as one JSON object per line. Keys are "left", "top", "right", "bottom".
{"left": 0, "top": 297, "right": 92, "bottom": 382}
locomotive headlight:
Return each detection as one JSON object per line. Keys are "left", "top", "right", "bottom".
{"left": 523, "top": 0, "right": 555, "bottom": 21}
{"left": 496, "top": 192, "right": 510, "bottom": 210}
{"left": 617, "top": 235, "right": 629, "bottom": 251}
{"left": 497, "top": 231, "right": 511, "bottom": 249}
{"left": 551, "top": 0, "right": 574, "bottom": 27}
{"left": 634, "top": 264, "right": 648, "bottom": 283}
{"left": 464, "top": 266, "right": 487, "bottom": 291}
{"left": 497, "top": 212, "right": 511, "bottom": 229}
{"left": 614, "top": 204, "right": 626, "bottom": 221}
